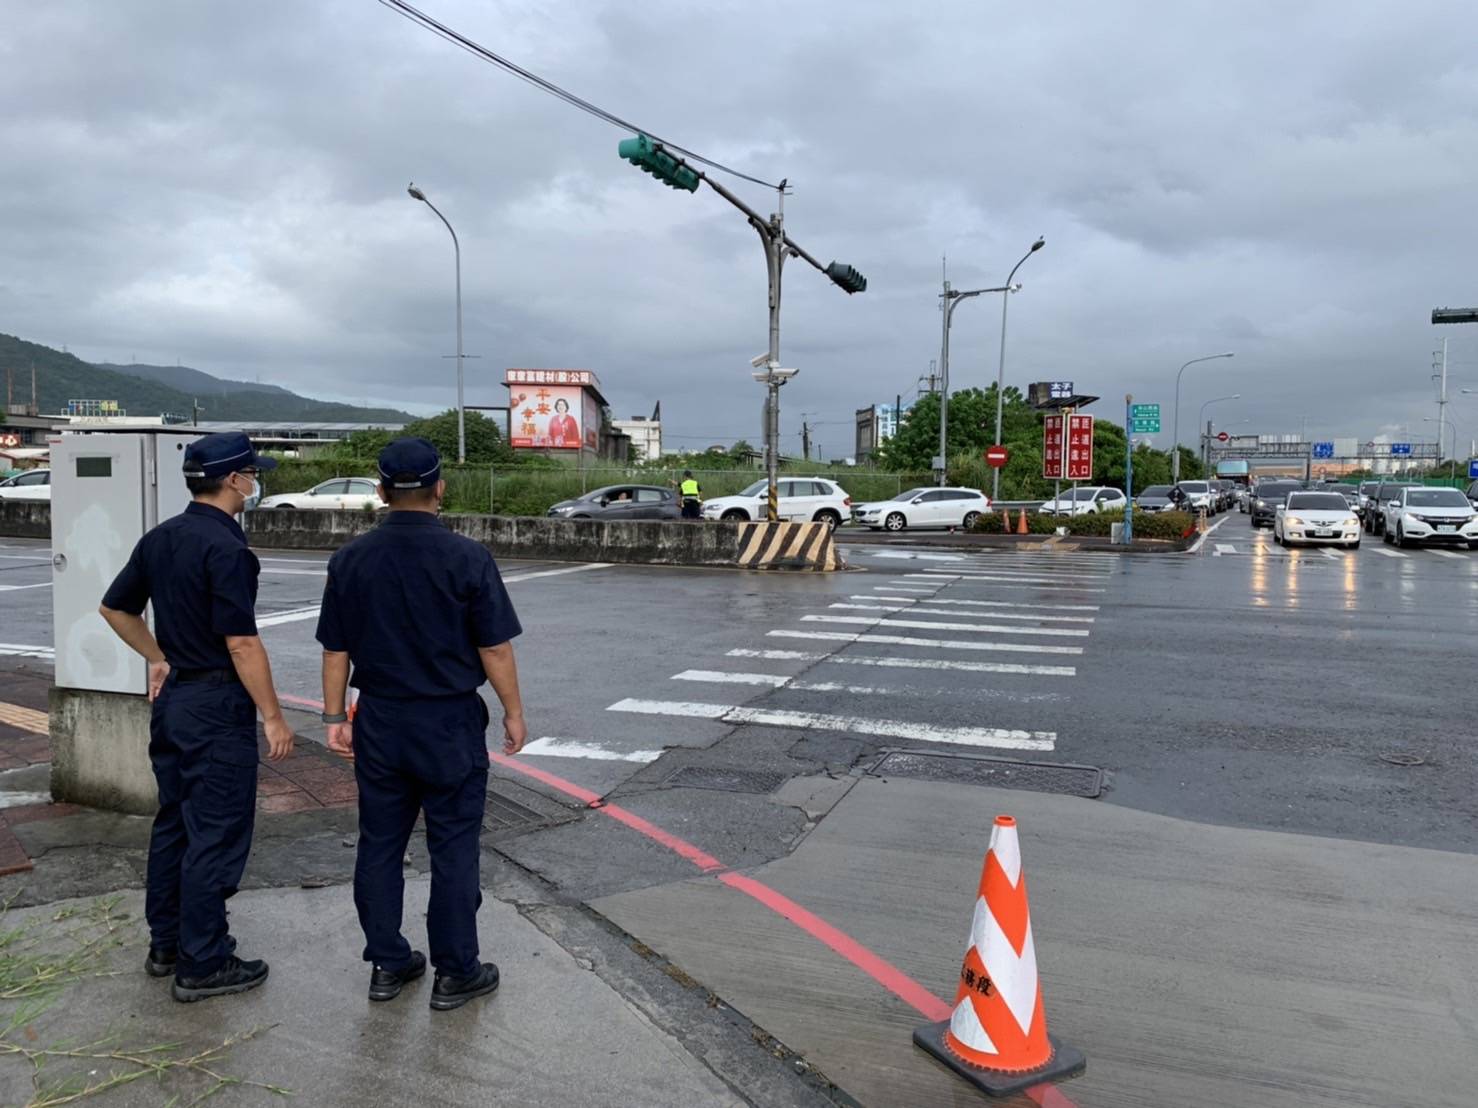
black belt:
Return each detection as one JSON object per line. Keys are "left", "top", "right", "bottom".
{"left": 173, "top": 667, "right": 241, "bottom": 685}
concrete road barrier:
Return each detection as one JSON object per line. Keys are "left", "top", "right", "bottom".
{"left": 244, "top": 509, "right": 841, "bottom": 571}
{"left": 0, "top": 500, "right": 51, "bottom": 540}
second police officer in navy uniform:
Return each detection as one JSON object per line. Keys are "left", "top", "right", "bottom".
{"left": 99, "top": 431, "right": 295, "bottom": 1003}
{"left": 316, "top": 437, "right": 527, "bottom": 1010}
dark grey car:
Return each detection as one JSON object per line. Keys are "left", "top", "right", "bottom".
{"left": 1136, "top": 485, "right": 1176, "bottom": 513}
{"left": 1249, "top": 481, "right": 1303, "bottom": 528}
{"left": 547, "top": 484, "right": 679, "bottom": 520}
{"left": 1364, "top": 483, "right": 1423, "bottom": 536}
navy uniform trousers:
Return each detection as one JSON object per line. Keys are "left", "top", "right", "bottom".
{"left": 147, "top": 674, "right": 259, "bottom": 977}
{"left": 352, "top": 691, "right": 488, "bottom": 979}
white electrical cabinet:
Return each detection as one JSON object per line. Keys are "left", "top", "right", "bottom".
{"left": 50, "top": 430, "right": 200, "bottom": 694}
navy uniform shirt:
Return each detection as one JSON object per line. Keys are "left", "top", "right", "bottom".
{"left": 101, "top": 502, "right": 260, "bottom": 670}
{"left": 315, "top": 513, "right": 521, "bottom": 699}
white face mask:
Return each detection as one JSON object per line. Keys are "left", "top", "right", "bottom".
{"left": 234, "top": 473, "right": 260, "bottom": 505}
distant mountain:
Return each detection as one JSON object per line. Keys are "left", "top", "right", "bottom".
{"left": 95, "top": 361, "right": 293, "bottom": 399}
{"left": 1, "top": 333, "right": 411, "bottom": 424}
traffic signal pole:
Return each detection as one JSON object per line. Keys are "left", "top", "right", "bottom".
{"left": 617, "top": 135, "right": 865, "bottom": 522}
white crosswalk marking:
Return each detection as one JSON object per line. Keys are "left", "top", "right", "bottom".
{"left": 904, "top": 573, "right": 1107, "bottom": 591}
{"left": 801, "top": 614, "right": 1089, "bottom": 638}
{"left": 769, "top": 629, "right": 1083, "bottom": 655}
{"left": 1430, "top": 549, "right": 1467, "bottom": 560}
{"left": 728, "top": 648, "right": 823, "bottom": 661}
{"left": 1369, "top": 546, "right": 1408, "bottom": 559}
{"left": 606, "top": 698, "right": 1055, "bottom": 752}
{"left": 823, "top": 654, "right": 1074, "bottom": 678}
{"left": 521, "top": 738, "right": 662, "bottom": 762}
{"left": 1214, "top": 543, "right": 1237, "bottom": 556}
{"left": 856, "top": 595, "right": 1098, "bottom": 612}
{"left": 829, "top": 603, "right": 1095, "bottom": 624}
{"left": 1319, "top": 548, "right": 1340, "bottom": 560}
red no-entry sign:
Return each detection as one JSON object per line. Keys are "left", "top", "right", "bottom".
{"left": 1217, "top": 431, "right": 1230, "bottom": 442}
{"left": 985, "top": 445, "right": 1010, "bottom": 468}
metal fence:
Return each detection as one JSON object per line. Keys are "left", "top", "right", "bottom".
{"left": 259, "top": 462, "right": 936, "bottom": 517}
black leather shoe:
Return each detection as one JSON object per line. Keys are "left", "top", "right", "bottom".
{"left": 430, "top": 962, "right": 500, "bottom": 1011}
{"left": 147, "top": 935, "right": 236, "bottom": 978}
{"left": 171, "top": 955, "right": 269, "bottom": 1003}
{"left": 369, "top": 951, "right": 427, "bottom": 1001}
{"left": 145, "top": 945, "right": 176, "bottom": 978}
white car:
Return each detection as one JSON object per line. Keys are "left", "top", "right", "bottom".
{"left": 1273, "top": 491, "right": 1360, "bottom": 548}
{"left": 702, "top": 477, "right": 852, "bottom": 528}
{"left": 257, "top": 477, "right": 385, "bottom": 511}
{"left": 1172, "top": 480, "right": 1216, "bottom": 514}
{"left": 0, "top": 468, "right": 51, "bottom": 501}
{"left": 1381, "top": 486, "right": 1478, "bottom": 549}
{"left": 1039, "top": 487, "right": 1127, "bottom": 516}
{"left": 852, "top": 487, "right": 991, "bottom": 532}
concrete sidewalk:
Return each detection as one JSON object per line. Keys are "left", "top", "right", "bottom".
{"left": 594, "top": 778, "right": 1478, "bottom": 1108}
{"left": 0, "top": 880, "right": 743, "bottom": 1107}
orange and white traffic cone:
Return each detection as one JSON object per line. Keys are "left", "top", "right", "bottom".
{"left": 1016, "top": 509, "right": 1029, "bottom": 535}
{"left": 914, "top": 815, "right": 1085, "bottom": 1097}
{"left": 1001, "top": 506, "right": 1011, "bottom": 530}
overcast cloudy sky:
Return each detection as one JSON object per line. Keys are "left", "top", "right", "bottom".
{"left": 5, "top": 0, "right": 1478, "bottom": 459}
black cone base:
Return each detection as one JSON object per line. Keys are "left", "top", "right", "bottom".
{"left": 913, "top": 1020, "right": 1086, "bottom": 1098}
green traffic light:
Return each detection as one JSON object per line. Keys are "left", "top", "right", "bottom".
{"left": 618, "top": 134, "right": 700, "bottom": 193}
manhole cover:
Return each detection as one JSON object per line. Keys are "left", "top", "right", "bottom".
{"left": 484, "top": 785, "right": 558, "bottom": 832}
{"left": 665, "top": 767, "right": 787, "bottom": 794}
{"left": 1378, "top": 752, "right": 1425, "bottom": 767}
{"left": 871, "top": 750, "right": 1102, "bottom": 798}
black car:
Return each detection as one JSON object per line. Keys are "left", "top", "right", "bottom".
{"left": 1249, "top": 481, "right": 1303, "bottom": 529}
{"left": 1364, "top": 483, "right": 1423, "bottom": 536}
{"left": 1466, "top": 479, "right": 1478, "bottom": 511}
{"left": 547, "top": 484, "right": 679, "bottom": 520}
{"left": 1136, "top": 485, "right": 1177, "bottom": 513}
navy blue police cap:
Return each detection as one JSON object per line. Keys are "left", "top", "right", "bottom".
{"left": 182, "top": 431, "right": 279, "bottom": 479}
{"left": 377, "top": 437, "right": 442, "bottom": 489}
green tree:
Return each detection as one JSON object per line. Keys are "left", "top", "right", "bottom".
{"left": 401, "top": 409, "right": 513, "bottom": 465}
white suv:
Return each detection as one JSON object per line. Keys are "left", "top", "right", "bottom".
{"left": 257, "top": 477, "right": 385, "bottom": 511}
{"left": 0, "top": 468, "right": 51, "bottom": 501}
{"left": 853, "top": 487, "right": 991, "bottom": 531}
{"left": 1039, "top": 486, "right": 1126, "bottom": 516}
{"left": 702, "top": 477, "right": 851, "bottom": 527}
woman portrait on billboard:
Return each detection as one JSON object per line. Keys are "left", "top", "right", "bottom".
{"left": 547, "top": 397, "right": 579, "bottom": 448}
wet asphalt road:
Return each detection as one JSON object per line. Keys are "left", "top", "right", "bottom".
{"left": 4, "top": 514, "right": 1475, "bottom": 854}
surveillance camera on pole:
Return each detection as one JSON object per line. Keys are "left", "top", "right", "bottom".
{"left": 750, "top": 353, "right": 775, "bottom": 369}
{"left": 753, "top": 367, "right": 798, "bottom": 383}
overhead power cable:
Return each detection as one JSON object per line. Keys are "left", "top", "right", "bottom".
{"left": 376, "top": 0, "right": 781, "bottom": 190}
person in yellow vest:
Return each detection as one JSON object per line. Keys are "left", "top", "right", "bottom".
{"left": 679, "top": 470, "right": 702, "bottom": 520}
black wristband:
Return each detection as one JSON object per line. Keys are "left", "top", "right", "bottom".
{"left": 320, "top": 711, "right": 349, "bottom": 724}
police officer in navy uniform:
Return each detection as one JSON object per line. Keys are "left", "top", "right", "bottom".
{"left": 316, "top": 437, "right": 526, "bottom": 1009}
{"left": 99, "top": 431, "right": 295, "bottom": 1003}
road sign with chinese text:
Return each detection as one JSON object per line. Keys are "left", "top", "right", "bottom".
{"left": 1130, "top": 403, "right": 1160, "bottom": 434}
{"left": 1312, "top": 442, "right": 1334, "bottom": 459}
{"left": 1067, "top": 415, "right": 1094, "bottom": 480}
{"left": 1049, "top": 381, "right": 1074, "bottom": 399}
{"left": 1391, "top": 443, "right": 1412, "bottom": 456}
{"left": 1042, "top": 415, "right": 1064, "bottom": 479}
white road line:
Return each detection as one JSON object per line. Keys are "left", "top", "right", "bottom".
{"left": 259, "top": 567, "right": 328, "bottom": 577}
{"left": 606, "top": 698, "right": 1055, "bottom": 752}
{"left": 502, "top": 563, "right": 613, "bottom": 582}
{"left": 879, "top": 584, "right": 942, "bottom": 592}
{"left": 521, "top": 738, "right": 661, "bottom": 762}
{"left": 256, "top": 605, "right": 324, "bottom": 627}
{"left": 254, "top": 562, "right": 615, "bottom": 630}
{"left": 870, "top": 552, "right": 967, "bottom": 561}
{"left": 1187, "top": 514, "right": 1230, "bottom": 554}
{"left": 0, "top": 582, "right": 52, "bottom": 592}
{"left": 258, "top": 556, "right": 334, "bottom": 566}
{"left": 728, "top": 648, "right": 824, "bottom": 661}
{"left": 896, "top": 579, "right": 1108, "bottom": 594}
{"left": 830, "top": 603, "right": 1095, "bottom": 624}
{"left": 0, "top": 643, "right": 54, "bottom": 658}
{"left": 0, "top": 555, "right": 50, "bottom": 562}
{"left": 863, "top": 595, "right": 1099, "bottom": 612}
{"left": 905, "top": 573, "right": 1108, "bottom": 589}
{"left": 1429, "top": 549, "right": 1467, "bottom": 560}
{"left": 801, "top": 614, "right": 1089, "bottom": 638}
{"left": 675, "top": 669, "right": 787, "bottom": 687}
{"left": 828, "top": 654, "right": 1075, "bottom": 678}
{"left": 769, "top": 629, "right": 1083, "bottom": 656}
{"left": 917, "top": 565, "right": 1112, "bottom": 579}
{"left": 1319, "top": 548, "right": 1340, "bottom": 560}
{"left": 1368, "top": 546, "right": 1408, "bottom": 559}
{"left": 1213, "top": 544, "right": 1237, "bottom": 556}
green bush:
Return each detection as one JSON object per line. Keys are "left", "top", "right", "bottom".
{"left": 1065, "top": 509, "right": 1194, "bottom": 540}
{"left": 970, "top": 508, "right": 1059, "bottom": 535}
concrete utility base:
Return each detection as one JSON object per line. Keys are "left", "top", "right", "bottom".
{"left": 48, "top": 686, "right": 156, "bottom": 815}
{"left": 1, "top": 880, "right": 742, "bottom": 1108}
{"left": 593, "top": 778, "right": 1478, "bottom": 1108}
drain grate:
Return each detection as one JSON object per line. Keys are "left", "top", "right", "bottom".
{"left": 665, "top": 766, "right": 787, "bottom": 794}
{"left": 871, "top": 749, "right": 1102, "bottom": 798}
{"left": 483, "top": 785, "right": 560, "bottom": 832}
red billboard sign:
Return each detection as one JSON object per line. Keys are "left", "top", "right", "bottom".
{"left": 509, "top": 384, "right": 585, "bottom": 449}
{"left": 1067, "top": 415, "right": 1094, "bottom": 480}
{"left": 1042, "top": 415, "right": 1064, "bottom": 479}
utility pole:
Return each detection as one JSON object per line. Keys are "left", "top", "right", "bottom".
{"left": 1435, "top": 338, "right": 1449, "bottom": 465}
{"left": 192, "top": 398, "right": 203, "bottom": 425}
{"left": 801, "top": 418, "right": 811, "bottom": 462}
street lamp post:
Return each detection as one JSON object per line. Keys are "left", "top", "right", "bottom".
{"left": 938, "top": 281, "right": 1017, "bottom": 486}
{"left": 408, "top": 183, "right": 466, "bottom": 463}
{"left": 1197, "top": 393, "right": 1241, "bottom": 470}
{"left": 1423, "top": 417, "right": 1460, "bottom": 480}
{"left": 991, "top": 238, "right": 1045, "bottom": 501}
{"left": 1171, "top": 352, "right": 1235, "bottom": 482}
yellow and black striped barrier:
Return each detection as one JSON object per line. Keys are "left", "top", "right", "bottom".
{"left": 737, "top": 520, "right": 841, "bottom": 571}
